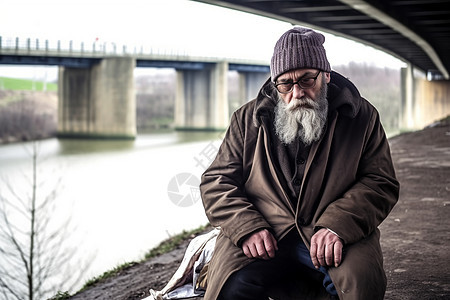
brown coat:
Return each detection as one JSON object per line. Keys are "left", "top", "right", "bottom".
{"left": 200, "top": 72, "right": 399, "bottom": 300}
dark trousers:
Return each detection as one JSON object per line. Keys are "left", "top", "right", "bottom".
{"left": 218, "top": 231, "right": 337, "bottom": 300}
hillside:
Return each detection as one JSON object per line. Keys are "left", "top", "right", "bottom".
{"left": 0, "top": 76, "right": 57, "bottom": 91}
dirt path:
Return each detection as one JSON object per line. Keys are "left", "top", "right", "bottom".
{"left": 70, "top": 118, "right": 450, "bottom": 300}
{"left": 380, "top": 118, "right": 450, "bottom": 299}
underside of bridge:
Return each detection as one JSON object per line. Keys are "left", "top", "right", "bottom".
{"left": 195, "top": 0, "right": 450, "bottom": 80}
{"left": 196, "top": 0, "right": 450, "bottom": 129}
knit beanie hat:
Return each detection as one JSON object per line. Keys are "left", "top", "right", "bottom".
{"left": 271, "top": 27, "right": 331, "bottom": 82}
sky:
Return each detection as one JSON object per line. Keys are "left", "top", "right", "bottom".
{"left": 0, "top": 0, "right": 406, "bottom": 80}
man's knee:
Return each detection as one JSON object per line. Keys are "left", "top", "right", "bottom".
{"left": 330, "top": 234, "right": 387, "bottom": 299}
{"left": 218, "top": 257, "right": 293, "bottom": 300}
{"left": 218, "top": 268, "right": 268, "bottom": 300}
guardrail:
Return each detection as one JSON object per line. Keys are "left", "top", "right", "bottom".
{"left": 0, "top": 36, "right": 269, "bottom": 66}
{"left": 0, "top": 36, "right": 192, "bottom": 57}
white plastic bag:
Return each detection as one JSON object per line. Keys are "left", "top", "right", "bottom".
{"left": 143, "top": 228, "right": 219, "bottom": 300}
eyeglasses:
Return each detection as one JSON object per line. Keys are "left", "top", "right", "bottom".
{"left": 275, "top": 71, "right": 321, "bottom": 94}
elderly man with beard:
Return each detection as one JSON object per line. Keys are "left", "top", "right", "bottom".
{"left": 200, "top": 27, "right": 399, "bottom": 300}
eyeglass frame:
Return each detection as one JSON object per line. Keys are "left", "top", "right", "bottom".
{"left": 274, "top": 70, "right": 322, "bottom": 94}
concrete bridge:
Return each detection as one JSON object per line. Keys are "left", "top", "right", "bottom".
{"left": 2, "top": 3, "right": 450, "bottom": 139}
{"left": 0, "top": 37, "right": 270, "bottom": 138}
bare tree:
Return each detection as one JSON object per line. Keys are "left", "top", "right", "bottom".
{"left": 0, "top": 142, "right": 90, "bottom": 300}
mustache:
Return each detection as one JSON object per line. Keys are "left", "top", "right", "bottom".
{"left": 287, "top": 97, "right": 319, "bottom": 111}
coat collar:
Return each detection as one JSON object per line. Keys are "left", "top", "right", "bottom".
{"left": 327, "top": 71, "right": 361, "bottom": 118}
{"left": 252, "top": 71, "right": 362, "bottom": 127}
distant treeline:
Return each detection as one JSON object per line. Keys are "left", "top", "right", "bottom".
{"left": 0, "top": 62, "right": 401, "bottom": 143}
{"left": 0, "top": 90, "right": 58, "bottom": 143}
{"left": 135, "top": 62, "right": 401, "bottom": 133}
{"left": 135, "top": 71, "right": 176, "bottom": 131}
{"left": 334, "top": 62, "right": 400, "bottom": 132}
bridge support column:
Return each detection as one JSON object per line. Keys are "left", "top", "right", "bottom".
{"left": 238, "top": 71, "right": 270, "bottom": 105}
{"left": 58, "top": 57, "right": 136, "bottom": 139}
{"left": 400, "top": 64, "right": 416, "bottom": 130}
{"left": 400, "top": 64, "right": 450, "bottom": 130}
{"left": 175, "top": 62, "right": 229, "bottom": 130}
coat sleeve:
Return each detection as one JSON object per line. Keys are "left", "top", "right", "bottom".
{"left": 315, "top": 110, "right": 400, "bottom": 245}
{"left": 200, "top": 111, "right": 272, "bottom": 247}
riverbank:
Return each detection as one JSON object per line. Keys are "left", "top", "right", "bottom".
{"left": 69, "top": 116, "right": 449, "bottom": 300}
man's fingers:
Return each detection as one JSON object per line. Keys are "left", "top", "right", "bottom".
{"left": 255, "top": 241, "right": 269, "bottom": 260}
{"left": 311, "top": 228, "right": 344, "bottom": 268}
{"left": 310, "top": 241, "right": 320, "bottom": 269}
{"left": 252, "top": 244, "right": 261, "bottom": 258}
{"left": 264, "top": 233, "right": 278, "bottom": 258}
{"left": 258, "top": 230, "right": 278, "bottom": 259}
{"left": 243, "top": 245, "right": 251, "bottom": 258}
{"left": 325, "top": 242, "right": 334, "bottom": 266}
{"left": 317, "top": 251, "right": 326, "bottom": 267}
{"left": 334, "top": 240, "right": 343, "bottom": 267}
{"left": 311, "top": 239, "right": 326, "bottom": 269}
{"left": 243, "top": 244, "right": 254, "bottom": 258}
{"left": 241, "top": 229, "right": 278, "bottom": 260}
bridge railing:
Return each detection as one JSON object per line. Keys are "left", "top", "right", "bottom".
{"left": 0, "top": 36, "right": 269, "bottom": 67}
{"left": 0, "top": 36, "right": 192, "bottom": 57}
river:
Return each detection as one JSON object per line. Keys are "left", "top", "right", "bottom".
{"left": 0, "top": 131, "right": 222, "bottom": 292}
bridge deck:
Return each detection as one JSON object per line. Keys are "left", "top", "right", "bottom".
{"left": 0, "top": 36, "right": 269, "bottom": 69}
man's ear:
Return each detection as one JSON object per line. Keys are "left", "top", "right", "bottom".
{"left": 324, "top": 72, "right": 331, "bottom": 84}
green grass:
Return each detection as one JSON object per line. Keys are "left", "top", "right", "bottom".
{"left": 46, "top": 291, "right": 71, "bottom": 300}
{"left": 144, "top": 224, "right": 210, "bottom": 260}
{"left": 0, "top": 76, "right": 57, "bottom": 91}
{"left": 80, "top": 261, "right": 138, "bottom": 292}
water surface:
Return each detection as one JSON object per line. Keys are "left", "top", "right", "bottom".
{"left": 0, "top": 131, "right": 221, "bottom": 290}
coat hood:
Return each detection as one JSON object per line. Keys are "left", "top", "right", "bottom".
{"left": 253, "top": 71, "right": 362, "bottom": 127}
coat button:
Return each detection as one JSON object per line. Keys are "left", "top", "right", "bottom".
{"left": 293, "top": 178, "right": 301, "bottom": 185}
{"left": 297, "top": 158, "right": 305, "bottom": 164}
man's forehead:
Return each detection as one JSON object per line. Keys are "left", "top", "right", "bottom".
{"left": 278, "top": 68, "right": 318, "bottom": 80}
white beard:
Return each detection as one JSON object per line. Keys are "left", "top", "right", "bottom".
{"left": 274, "top": 81, "right": 328, "bottom": 145}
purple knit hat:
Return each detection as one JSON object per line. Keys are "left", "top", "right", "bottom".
{"left": 271, "top": 27, "right": 331, "bottom": 82}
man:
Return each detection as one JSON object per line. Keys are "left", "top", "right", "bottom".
{"left": 200, "top": 27, "right": 399, "bottom": 300}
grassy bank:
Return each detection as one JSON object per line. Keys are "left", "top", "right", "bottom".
{"left": 0, "top": 76, "right": 57, "bottom": 91}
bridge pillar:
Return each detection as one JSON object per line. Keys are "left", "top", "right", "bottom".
{"left": 400, "top": 64, "right": 416, "bottom": 129}
{"left": 58, "top": 57, "right": 136, "bottom": 139}
{"left": 175, "top": 62, "right": 229, "bottom": 130}
{"left": 238, "top": 71, "right": 270, "bottom": 105}
{"left": 400, "top": 64, "right": 450, "bottom": 129}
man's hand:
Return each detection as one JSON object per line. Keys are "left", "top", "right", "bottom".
{"left": 242, "top": 229, "right": 278, "bottom": 260}
{"left": 310, "top": 228, "right": 343, "bottom": 268}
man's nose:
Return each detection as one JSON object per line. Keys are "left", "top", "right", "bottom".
{"left": 292, "top": 83, "right": 305, "bottom": 98}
